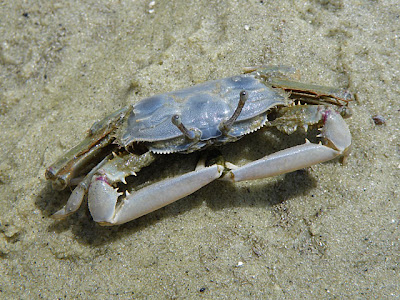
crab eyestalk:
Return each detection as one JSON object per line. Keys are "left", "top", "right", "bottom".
{"left": 219, "top": 90, "right": 248, "bottom": 133}
{"left": 171, "top": 114, "right": 201, "bottom": 140}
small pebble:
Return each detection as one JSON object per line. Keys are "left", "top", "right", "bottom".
{"left": 148, "top": 1, "right": 155, "bottom": 13}
{"left": 372, "top": 114, "right": 385, "bottom": 125}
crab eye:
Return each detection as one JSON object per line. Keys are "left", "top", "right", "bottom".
{"left": 171, "top": 114, "right": 181, "bottom": 126}
{"left": 239, "top": 90, "right": 248, "bottom": 103}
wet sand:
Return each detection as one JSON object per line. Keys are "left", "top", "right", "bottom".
{"left": 1, "top": 1, "right": 399, "bottom": 298}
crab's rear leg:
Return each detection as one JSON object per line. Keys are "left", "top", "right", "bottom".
{"left": 221, "top": 105, "right": 351, "bottom": 182}
{"left": 244, "top": 65, "right": 354, "bottom": 106}
{"left": 88, "top": 154, "right": 223, "bottom": 226}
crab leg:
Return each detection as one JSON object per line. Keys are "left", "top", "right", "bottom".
{"left": 52, "top": 156, "right": 112, "bottom": 219}
{"left": 88, "top": 163, "right": 223, "bottom": 226}
{"left": 221, "top": 106, "right": 351, "bottom": 182}
{"left": 245, "top": 65, "right": 354, "bottom": 105}
{"left": 45, "top": 107, "right": 129, "bottom": 190}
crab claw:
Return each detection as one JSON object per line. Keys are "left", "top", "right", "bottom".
{"left": 221, "top": 106, "right": 351, "bottom": 182}
{"left": 87, "top": 175, "right": 121, "bottom": 224}
{"left": 88, "top": 164, "right": 224, "bottom": 226}
{"left": 319, "top": 106, "right": 352, "bottom": 160}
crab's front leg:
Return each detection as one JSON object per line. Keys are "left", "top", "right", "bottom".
{"left": 221, "top": 105, "right": 351, "bottom": 182}
{"left": 88, "top": 155, "right": 223, "bottom": 226}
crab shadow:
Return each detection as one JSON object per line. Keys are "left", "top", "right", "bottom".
{"left": 36, "top": 127, "right": 322, "bottom": 245}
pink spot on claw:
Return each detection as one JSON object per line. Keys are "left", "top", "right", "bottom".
{"left": 322, "top": 109, "right": 331, "bottom": 123}
{"left": 95, "top": 175, "right": 110, "bottom": 185}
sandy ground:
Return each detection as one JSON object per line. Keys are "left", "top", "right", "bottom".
{"left": 1, "top": 0, "right": 399, "bottom": 298}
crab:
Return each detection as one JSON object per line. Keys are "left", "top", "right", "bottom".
{"left": 45, "top": 66, "right": 353, "bottom": 226}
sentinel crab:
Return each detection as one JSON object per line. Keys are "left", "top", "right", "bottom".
{"left": 46, "top": 66, "right": 352, "bottom": 226}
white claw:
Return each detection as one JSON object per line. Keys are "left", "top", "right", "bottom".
{"left": 88, "top": 176, "right": 121, "bottom": 224}
{"left": 321, "top": 108, "right": 351, "bottom": 152}
{"left": 88, "top": 165, "right": 223, "bottom": 226}
{"left": 220, "top": 107, "right": 351, "bottom": 183}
